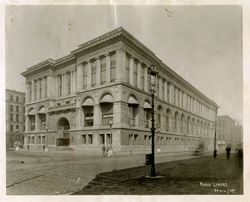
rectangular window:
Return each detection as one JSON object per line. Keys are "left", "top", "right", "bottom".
{"left": 23, "top": 107, "right": 25, "bottom": 113}
{"left": 10, "top": 95, "right": 13, "bottom": 102}
{"left": 16, "top": 106, "right": 19, "bottom": 112}
{"left": 133, "top": 60, "right": 137, "bottom": 87}
{"left": 83, "top": 63, "right": 88, "bottom": 89}
{"left": 141, "top": 64, "right": 145, "bottom": 90}
{"left": 16, "top": 125, "right": 19, "bottom": 132}
{"left": 101, "top": 57, "right": 106, "bottom": 84}
{"left": 102, "top": 104, "right": 113, "bottom": 125}
{"left": 110, "top": 52, "right": 116, "bottom": 82}
{"left": 30, "top": 116, "right": 35, "bottom": 131}
{"left": 99, "top": 134, "right": 105, "bottom": 144}
{"left": 10, "top": 125, "right": 13, "bottom": 132}
{"left": 125, "top": 54, "right": 130, "bottom": 83}
{"left": 91, "top": 60, "right": 97, "bottom": 87}
{"left": 16, "top": 114, "right": 19, "bottom": 122}
{"left": 84, "top": 106, "right": 94, "bottom": 127}
{"left": 144, "top": 109, "right": 150, "bottom": 128}
{"left": 10, "top": 105, "right": 13, "bottom": 112}
{"left": 129, "top": 106, "right": 138, "bottom": 127}
{"left": 16, "top": 96, "right": 19, "bottom": 103}
{"left": 88, "top": 134, "right": 93, "bottom": 144}
{"left": 81, "top": 135, "right": 86, "bottom": 144}
{"left": 106, "top": 133, "right": 112, "bottom": 144}
{"left": 10, "top": 113, "right": 13, "bottom": 122}
{"left": 32, "top": 136, "right": 35, "bottom": 144}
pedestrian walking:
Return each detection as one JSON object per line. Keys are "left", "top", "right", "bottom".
{"left": 107, "top": 145, "right": 113, "bottom": 157}
{"left": 102, "top": 145, "right": 106, "bottom": 157}
{"left": 226, "top": 145, "right": 231, "bottom": 160}
{"left": 27, "top": 144, "right": 29, "bottom": 151}
{"left": 43, "top": 145, "right": 45, "bottom": 151}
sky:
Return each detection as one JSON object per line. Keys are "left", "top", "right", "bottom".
{"left": 5, "top": 5, "right": 243, "bottom": 124}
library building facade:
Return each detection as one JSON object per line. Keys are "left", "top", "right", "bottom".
{"left": 22, "top": 27, "right": 218, "bottom": 155}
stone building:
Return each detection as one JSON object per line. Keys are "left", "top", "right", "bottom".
{"left": 21, "top": 27, "right": 218, "bottom": 155}
{"left": 6, "top": 89, "right": 25, "bottom": 149}
{"left": 217, "top": 115, "right": 243, "bottom": 151}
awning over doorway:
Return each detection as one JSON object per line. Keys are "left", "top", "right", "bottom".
{"left": 27, "top": 108, "right": 35, "bottom": 115}
{"left": 128, "top": 96, "right": 139, "bottom": 106}
{"left": 82, "top": 97, "right": 94, "bottom": 107}
{"left": 143, "top": 101, "right": 152, "bottom": 109}
{"left": 38, "top": 107, "right": 46, "bottom": 114}
{"left": 100, "top": 94, "right": 113, "bottom": 104}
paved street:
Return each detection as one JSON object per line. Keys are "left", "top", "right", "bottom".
{"left": 6, "top": 150, "right": 243, "bottom": 195}
{"left": 74, "top": 153, "right": 243, "bottom": 195}
{"left": 6, "top": 149, "right": 196, "bottom": 195}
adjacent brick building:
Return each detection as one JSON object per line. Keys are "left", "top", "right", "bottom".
{"left": 6, "top": 89, "right": 25, "bottom": 149}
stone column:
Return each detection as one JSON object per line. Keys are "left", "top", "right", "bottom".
{"left": 35, "top": 114, "right": 39, "bottom": 131}
{"left": 113, "top": 102, "right": 122, "bottom": 127}
{"left": 116, "top": 48, "right": 126, "bottom": 82}
{"left": 96, "top": 57, "right": 101, "bottom": 86}
{"left": 159, "top": 77, "right": 163, "bottom": 100}
{"left": 47, "top": 74, "right": 55, "bottom": 98}
{"left": 137, "top": 62, "right": 141, "bottom": 89}
{"left": 26, "top": 82, "right": 30, "bottom": 102}
{"left": 106, "top": 54, "right": 111, "bottom": 84}
{"left": 87, "top": 61, "right": 92, "bottom": 88}
{"left": 144, "top": 65, "right": 149, "bottom": 93}
{"left": 169, "top": 83, "right": 174, "bottom": 104}
{"left": 94, "top": 105, "right": 101, "bottom": 127}
{"left": 31, "top": 80, "right": 35, "bottom": 102}
{"left": 164, "top": 80, "right": 167, "bottom": 101}
{"left": 129, "top": 56, "right": 134, "bottom": 85}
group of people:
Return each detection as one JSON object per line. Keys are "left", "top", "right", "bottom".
{"left": 102, "top": 145, "right": 113, "bottom": 157}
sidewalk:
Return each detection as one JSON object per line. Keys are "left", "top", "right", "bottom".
{"left": 73, "top": 153, "right": 243, "bottom": 195}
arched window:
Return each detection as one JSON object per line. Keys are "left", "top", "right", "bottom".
{"left": 174, "top": 112, "right": 178, "bottom": 133}
{"left": 187, "top": 116, "right": 191, "bottom": 135}
{"left": 82, "top": 97, "right": 95, "bottom": 127}
{"left": 197, "top": 120, "right": 200, "bottom": 136}
{"left": 166, "top": 109, "right": 171, "bottom": 132}
{"left": 100, "top": 94, "right": 113, "bottom": 126}
{"left": 128, "top": 95, "right": 139, "bottom": 127}
{"left": 157, "top": 106, "right": 162, "bottom": 130}
{"left": 192, "top": 118, "right": 195, "bottom": 136}
{"left": 27, "top": 108, "right": 36, "bottom": 131}
{"left": 181, "top": 114, "right": 185, "bottom": 134}
{"left": 143, "top": 101, "right": 151, "bottom": 128}
{"left": 38, "top": 106, "right": 46, "bottom": 130}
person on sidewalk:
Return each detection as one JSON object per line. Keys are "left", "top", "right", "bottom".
{"left": 226, "top": 145, "right": 231, "bottom": 160}
{"left": 102, "top": 145, "right": 106, "bottom": 157}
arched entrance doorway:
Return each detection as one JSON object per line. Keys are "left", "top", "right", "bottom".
{"left": 57, "top": 117, "right": 70, "bottom": 146}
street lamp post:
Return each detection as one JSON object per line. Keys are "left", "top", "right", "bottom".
{"left": 45, "top": 126, "right": 49, "bottom": 152}
{"left": 213, "top": 108, "right": 218, "bottom": 158}
{"left": 148, "top": 65, "right": 158, "bottom": 177}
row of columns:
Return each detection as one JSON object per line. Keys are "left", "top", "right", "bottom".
{"left": 57, "top": 70, "right": 77, "bottom": 97}
{"left": 127, "top": 55, "right": 149, "bottom": 92}
{"left": 155, "top": 76, "right": 215, "bottom": 121}
{"left": 26, "top": 76, "right": 47, "bottom": 102}
{"left": 76, "top": 52, "right": 117, "bottom": 91}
